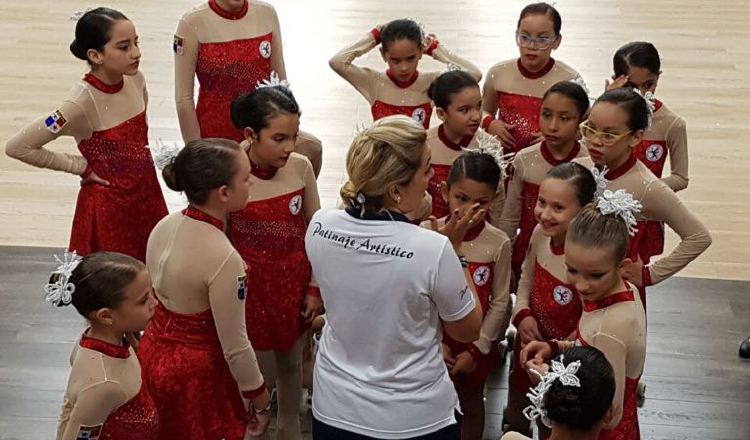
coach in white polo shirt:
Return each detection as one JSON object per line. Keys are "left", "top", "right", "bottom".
{"left": 305, "top": 116, "right": 485, "bottom": 440}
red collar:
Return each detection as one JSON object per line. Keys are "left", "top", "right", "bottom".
{"left": 583, "top": 288, "right": 634, "bottom": 312}
{"left": 446, "top": 216, "right": 486, "bottom": 241}
{"left": 182, "top": 206, "right": 225, "bottom": 231}
{"left": 386, "top": 69, "right": 419, "bottom": 88}
{"left": 438, "top": 124, "right": 474, "bottom": 151}
{"left": 83, "top": 73, "right": 124, "bottom": 94}
{"left": 250, "top": 161, "right": 278, "bottom": 180}
{"left": 549, "top": 239, "right": 565, "bottom": 255}
{"left": 604, "top": 154, "right": 637, "bottom": 180}
{"left": 540, "top": 141, "right": 581, "bottom": 166}
{"left": 208, "top": 0, "right": 248, "bottom": 19}
{"left": 517, "top": 58, "right": 555, "bottom": 80}
{"left": 654, "top": 99, "right": 663, "bottom": 113}
{"left": 79, "top": 331, "right": 130, "bottom": 359}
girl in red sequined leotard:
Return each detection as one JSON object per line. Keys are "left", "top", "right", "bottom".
{"left": 228, "top": 86, "right": 322, "bottom": 440}
{"left": 498, "top": 81, "right": 589, "bottom": 281}
{"left": 174, "top": 0, "right": 323, "bottom": 175}
{"left": 520, "top": 201, "right": 648, "bottom": 440}
{"left": 5, "top": 8, "right": 167, "bottom": 262}
{"left": 482, "top": 3, "right": 583, "bottom": 155}
{"left": 607, "top": 41, "right": 690, "bottom": 264}
{"left": 424, "top": 70, "right": 505, "bottom": 225}
{"left": 504, "top": 162, "right": 597, "bottom": 435}
{"left": 52, "top": 252, "right": 159, "bottom": 440}
{"left": 330, "top": 18, "right": 481, "bottom": 129}
{"left": 423, "top": 150, "right": 511, "bottom": 440}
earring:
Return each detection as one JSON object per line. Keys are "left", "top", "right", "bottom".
{"left": 396, "top": 196, "right": 402, "bottom": 205}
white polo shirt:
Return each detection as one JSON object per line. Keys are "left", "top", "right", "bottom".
{"left": 305, "top": 208, "right": 475, "bottom": 439}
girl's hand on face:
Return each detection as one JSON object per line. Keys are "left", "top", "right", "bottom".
{"left": 487, "top": 119, "right": 517, "bottom": 150}
{"left": 430, "top": 203, "right": 484, "bottom": 252}
{"left": 605, "top": 75, "right": 629, "bottom": 92}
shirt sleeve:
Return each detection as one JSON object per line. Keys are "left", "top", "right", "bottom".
{"left": 58, "top": 381, "right": 128, "bottom": 440}
{"left": 512, "top": 227, "right": 539, "bottom": 322}
{"left": 487, "top": 181, "right": 506, "bottom": 229}
{"left": 661, "top": 116, "right": 689, "bottom": 192}
{"left": 5, "top": 97, "right": 92, "bottom": 176}
{"left": 428, "top": 43, "right": 482, "bottom": 82}
{"left": 474, "top": 237, "right": 512, "bottom": 354}
{"left": 328, "top": 32, "right": 379, "bottom": 103}
{"left": 640, "top": 181, "right": 711, "bottom": 285}
{"left": 590, "top": 332, "right": 628, "bottom": 428}
{"left": 497, "top": 154, "right": 524, "bottom": 238}
{"left": 207, "top": 251, "right": 265, "bottom": 395}
{"left": 431, "top": 240, "right": 476, "bottom": 322}
{"left": 269, "top": 6, "right": 287, "bottom": 79}
{"left": 302, "top": 157, "right": 321, "bottom": 222}
{"left": 174, "top": 17, "right": 202, "bottom": 143}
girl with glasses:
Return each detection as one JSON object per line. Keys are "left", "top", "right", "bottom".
{"left": 482, "top": 2, "right": 584, "bottom": 155}
{"left": 575, "top": 88, "right": 710, "bottom": 306}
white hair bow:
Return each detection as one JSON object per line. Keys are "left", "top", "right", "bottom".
{"left": 632, "top": 88, "right": 656, "bottom": 130}
{"left": 43, "top": 250, "right": 82, "bottom": 306}
{"left": 256, "top": 71, "right": 290, "bottom": 90}
{"left": 522, "top": 356, "right": 583, "bottom": 429}
{"left": 590, "top": 166, "right": 609, "bottom": 200}
{"left": 571, "top": 75, "right": 591, "bottom": 96}
{"left": 470, "top": 130, "right": 515, "bottom": 177}
{"left": 70, "top": 7, "right": 94, "bottom": 21}
{"left": 596, "top": 189, "right": 643, "bottom": 236}
{"left": 151, "top": 138, "right": 182, "bottom": 171}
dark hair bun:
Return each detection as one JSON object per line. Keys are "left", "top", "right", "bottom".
{"left": 162, "top": 163, "right": 181, "bottom": 191}
{"left": 69, "top": 40, "right": 88, "bottom": 61}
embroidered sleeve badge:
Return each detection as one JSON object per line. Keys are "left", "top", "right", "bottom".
{"left": 44, "top": 110, "right": 67, "bottom": 134}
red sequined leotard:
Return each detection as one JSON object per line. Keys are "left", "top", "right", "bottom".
{"left": 5, "top": 71, "right": 167, "bottom": 261}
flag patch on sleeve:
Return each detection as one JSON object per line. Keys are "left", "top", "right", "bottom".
{"left": 237, "top": 275, "right": 247, "bottom": 300}
{"left": 44, "top": 110, "right": 67, "bottom": 134}
{"left": 76, "top": 424, "right": 102, "bottom": 440}
{"left": 173, "top": 35, "right": 184, "bottom": 55}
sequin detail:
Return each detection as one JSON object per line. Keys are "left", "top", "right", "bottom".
{"left": 371, "top": 100, "right": 433, "bottom": 129}
{"left": 138, "top": 303, "right": 247, "bottom": 440}
{"left": 71, "top": 112, "right": 167, "bottom": 262}
{"left": 442, "top": 261, "right": 499, "bottom": 388}
{"left": 497, "top": 91, "right": 543, "bottom": 153}
{"left": 196, "top": 35, "right": 273, "bottom": 141}
{"left": 100, "top": 384, "right": 159, "bottom": 440}
{"left": 230, "top": 189, "right": 311, "bottom": 351}
{"left": 529, "top": 262, "right": 582, "bottom": 340}
{"left": 428, "top": 164, "right": 451, "bottom": 219}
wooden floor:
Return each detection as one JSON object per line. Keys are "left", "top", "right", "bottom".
{"left": 1, "top": 246, "right": 748, "bottom": 440}
{"left": 0, "top": 0, "right": 749, "bottom": 280}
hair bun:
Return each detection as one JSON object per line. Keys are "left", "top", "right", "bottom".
{"left": 69, "top": 40, "right": 88, "bottom": 61}
{"left": 161, "top": 164, "right": 182, "bottom": 191}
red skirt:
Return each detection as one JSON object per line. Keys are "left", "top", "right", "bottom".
{"left": 72, "top": 112, "right": 167, "bottom": 262}
{"left": 138, "top": 303, "right": 248, "bottom": 440}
